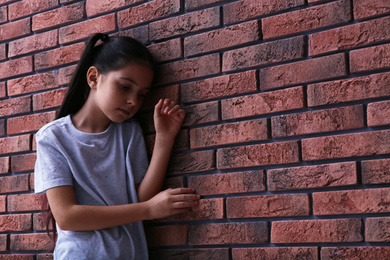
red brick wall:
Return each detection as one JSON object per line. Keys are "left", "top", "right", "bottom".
{"left": 1, "top": 0, "right": 390, "bottom": 259}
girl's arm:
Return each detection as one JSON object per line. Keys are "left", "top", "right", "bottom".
{"left": 46, "top": 185, "right": 199, "bottom": 231}
{"left": 136, "top": 98, "right": 188, "bottom": 202}
{"left": 46, "top": 99, "right": 198, "bottom": 231}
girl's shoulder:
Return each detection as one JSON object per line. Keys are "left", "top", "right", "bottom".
{"left": 36, "top": 116, "right": 69, "bottom": 140}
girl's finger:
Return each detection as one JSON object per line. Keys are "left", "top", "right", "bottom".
{"left": 154, "top": 99, "right": 163, "bottom": 115}
{"left": 173, "top": 200, "right": 199, "bottom": 209}
{"left": 167, "top": 105, "right": 181, "bottom": 115}
{"left": 172, "top": 194, "right": 200, "bottom": 202}
{"left": 169, "top": 187, "right": 196, "bottom": 195}
{"left": 163, "top": 100, "right": 176, "bottom": 114}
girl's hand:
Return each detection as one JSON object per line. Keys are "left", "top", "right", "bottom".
{"left": 145, "top": 188, "right": 200, "bottom": 219}
{"left": 154, "top": 99, "right": 185, "bottom": 141}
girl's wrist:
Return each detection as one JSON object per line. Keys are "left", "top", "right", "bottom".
{"left": 154, "top": 133, "right": 176, "bottom": 147}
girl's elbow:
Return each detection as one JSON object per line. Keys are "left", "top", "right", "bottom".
{"left": 54, "top": 211, "right": 78, "bottom": 231}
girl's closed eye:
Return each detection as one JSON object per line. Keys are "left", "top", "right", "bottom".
{"left": 119, "top": 83, "right": 130, "bottom": 90}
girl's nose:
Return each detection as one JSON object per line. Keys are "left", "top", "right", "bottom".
{"left": 126, "top": 94, "right": 137, "bottom": 105}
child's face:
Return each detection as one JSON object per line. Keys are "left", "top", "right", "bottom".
{"left": 92, "top": 62, "right": 153, "bottom": 123}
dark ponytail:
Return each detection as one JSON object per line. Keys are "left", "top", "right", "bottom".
{"left": 43, "top": 33, "right": 157, "bottom": 248}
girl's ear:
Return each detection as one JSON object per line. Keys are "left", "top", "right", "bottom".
{"left": 86, "top": 66, "right": 100, "bottom": 89}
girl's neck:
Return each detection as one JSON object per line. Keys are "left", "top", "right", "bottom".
{"left": 71, "top": 98, "right": 111, "bottom": 134}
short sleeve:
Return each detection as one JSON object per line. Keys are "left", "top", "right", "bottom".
{"left": 34, "top": 130, "right": 73, "bottom": 194}
{"left": 126, "top": 122, "right": 148, "bottom": 184}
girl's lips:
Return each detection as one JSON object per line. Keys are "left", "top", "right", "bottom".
{"left": 118, "top": 108, "right": 130, "bottom": 116}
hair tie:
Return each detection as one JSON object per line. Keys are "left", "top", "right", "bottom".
{"left": 101, "top": 34, "right": 109, "bottom": 42}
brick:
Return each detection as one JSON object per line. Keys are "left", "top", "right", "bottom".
{"left": 0, "top": 214, "right": 31, "bottom": 232}
{"left": 8, "top": 112, "right": 55, "bottom": 135}
{"left": 11, "top": 154, "right": 36, "bottom": 173}
{"left": 144, "top": 130, "right": 189, "bottom": 154}
{"left": 7, "top": 194, "right": 44, "bottom": 212}
{"left": 368, "top": 100, "right": 390, "bottom": 127}
{"left": 34, "top": 42, "right": 84, "bottom": 71}
{"left": 350, "top": 43, "right": 390, "bottom": 73}
{"left": 145, "top": 225, "right": 187, "bottom": 246}
{"left": 58, "top": 65, "right": 76, "bottom": 85}
{"left": 190, "top": 119, "right": 268, "bottom": 148}
{"left": 0, "top": 44, "right": 5, "bottom": 61}
{"left": 36, "top": 254, "right": 53, "bottom": 260}
{"left": 362, "top": 158, "right": 390, "bottom": 184}
{"left": 0, "top": 234, "right": 6, "bottom": 251}
{"left": 168, "top": 150, "right": 215, "bottom": 174}
{"left": 86, "top": 0, "right": 143, "bottom": 17}
{"left": 33, "top": 88, "right": 67, "bottom": 111}
{"left": 113, "top": 25, "right": 149, "bottom": 45}
{"left": 0, "top": 82, "right": 5, "bottom": 99}
{"left": 271, "top": 105, "right": 365, "bottom": 138}
{"left": 186, "top": 0, "right": 224, "bottom": 11}
{"left": 232, "top": 247, "right": 318, "bottom": 260}
{"left": 271, "top": 219, "right": 363, "bottom": 243}
{"left": 0, "top": 96, "right": 31, "bottom": 117}
{"left": 29, "top": 173, "right": 34, "bottom": 190}
{"left": 189, "top": 222, "right": 269, "bottom": 245}
{"left": 366, "top": 217, "right": 390, "bottom": 242}
{"left": 9, "top": 30, "right": 58, "bottom": 58}
{"left": 32, "top": 2, "right": 84, "bottom": 32}
{"left": 183, "top": 101, "right": 219, "bottom": 126}
{"left": 140, "top": 85, "right": 179, "bottom": 111}
{"left": 0, "top": 135, "right": 30, "bottom": 155}
{"left": 217, "top": 141, "right": 300, "bottom": 169}
{"left": 308, "top": 72, "right": 390, "bottom": 107}
{"left": 9, "top": 0, "right": 58, "bottom": 20}
{"left": 322, "top": 246, "right": 390, "bottom": 260}
{"left": 8, "top": 72, "right": 58, "bottom": 96}
{"left": 33, "top": 213, "right": 45, "bottom": 231}
{"left": 268, "top": 162, "right": 357, "bottom": 191}
{"left": 0, "top": 57, "right": 33, "bottom": 81}
{"left": 260, "top": 53, "right": 347, "bottom": 90}
{"left": 0, "top": 18, "right": 31, "bottom": 42}
{"left": 0, "top": 196, "right": 5, "bottom": 212}
{"left": 174, "top": 198, "right": 224, "bottom": 221}
{"left": 59, "top": 14, "right": 116, "bottom": 44}
{"left": 158, "top": 54, "right": 220, "bottom": 85}
{"left": 302, "top": 130, "right": 390, "bottom": 161}
{"left": 224, "top": 0, "right": 304, "bottom": 25}
{"left": 148, "top": 38, "right": 182, "bottom": 63}
{"left": 162, "top": 177, "right": 185, "bottom": 191}
{"left": 354, "top": 0, "right": 390, "bottom": 20}
{"left": 0, "top": 255, "right": 34, "bottom": 260}
{"left": 0, "top": 157, "right": 9, "bottom": 174}
{"left": 118, "top": 0, "right": 180, "bottom": 29}
{"left": 0, "top": 0, "right": 18, "bottom": 4}
{"left": 0, "top": 175, "right": 29, "bottom": 194}
{"left": 263, "top": 0, "right": 351, "bottom": 39}
{"left": 313, "top": 188, "right": 390, "bottom": 215}
{"left": 10, "top": 233, "right": 51, "bottom": 251}
{"left": 181, "top": 70, "right": 258, "bottom": 104}
{"left": 155, "top": 249, "right": 229, "bottom": 260}
{"left": 309, "top": 16, "right": 390, "bottom": 56}
{"left": 227, "top": 194, "right": 309, "bottom": 218}
{"left": 189, "top": 170, "right": 265, "bottom": 196}
{"left": 0, "top": 119, "right": 4, "bottom": 136}
{"left": 150, "top": 7, "right": 220, "bottom": 41}
{"left": 223, "top": 36, "right": 305, "bottom": 72}
{"left": 0, "top": 6, "right": 7, "bottom": 24}
{"left": 184, "top": 20, "right": 260, "bottom": 57}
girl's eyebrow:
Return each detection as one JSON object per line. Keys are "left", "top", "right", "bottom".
{"left": 119, "top": 77, "right": 137, "bottom": 85}
{"left": 119, "top": 77, "right": 151, "bottom": 90}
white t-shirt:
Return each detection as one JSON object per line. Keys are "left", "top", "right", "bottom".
{"left": 35, "top": 115, "right": 149, "bottom": 259}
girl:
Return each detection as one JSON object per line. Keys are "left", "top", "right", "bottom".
{"left": 34, "top": 33, "right": 200, "bottom": 259}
